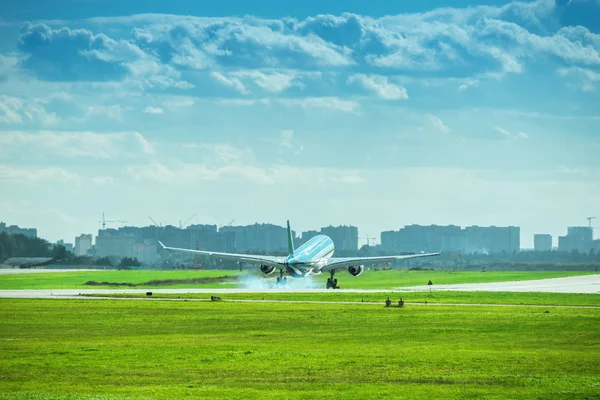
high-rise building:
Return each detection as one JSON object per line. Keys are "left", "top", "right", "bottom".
{"left": 301, "top": 230, "right": 320, "bottom": 245}
{"left": 381, "top": 230, "right": 399, "bottom": 252}
{"left": 188, "top": 224, "right": 219, "bottom": 251}
{"left": 74, "top": 234, "right": 93, "bottom": 256}
{"left": 219, "top": 231, "right": 236, "bottom": 253}
{"left": 0, "top": 222, "right": 37, "bottom": 238}
{"left": 99, "top": 223, "right": 239, "bottom": 255}
{"left": 558, "top": 226, "right": 594, "bottom": 253}
{"left": 534, "top": 234, "right": 552, "bottom": 251}
{"left": 465, "top": 226, "right": 520, "bottom": 254}
{"left": 95, "top": 235, "right": 135, "bottom": 258}
{"left": 133, "top": 241, "right": 159, "bottom": 264}
{"left": 220, "top": 223, "right": 289, "bottom": 253}
{"left": 383, "top": 224, "right": 519, "bottom": 254}
{"left": 381, "top": 225, "right": 464, "bottom": 253}
{"left": 320, "top": 225, "right": 358, "bottom": 251}
{"left": 55, "top": 240, "right": 74, "bottom": 253}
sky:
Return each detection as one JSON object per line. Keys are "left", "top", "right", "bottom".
{"left": 0, "top": 0, "right": 599, "bottom": 248}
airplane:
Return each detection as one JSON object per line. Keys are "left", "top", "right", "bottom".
{"left": 3, "top": 245, "right": 67, "bottom": 269}
{"left": 159, "top": 221, "right": 441, "bottom": 289}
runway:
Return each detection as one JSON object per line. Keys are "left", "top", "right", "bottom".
{"left": 399, "top": 274, "right": 600, "bottom": 294}
{"left": 0, "top": 275, "right": 598, "bottom": 299}
{"left": 0, "top": 268, "right": 103, "bottom": 275}
{"left": 0, "top": 290, "right": 598, "bottom": 309}
{"left": 0, "top": 288, "right": 395, "bottom": 299}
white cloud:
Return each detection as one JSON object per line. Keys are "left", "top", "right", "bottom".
{"left": 86, "top": 104, "right": 127, "bottom": 121}
{"left": 127, "top": 160, "right": 178, "bottom": 183}
{"left": 457, "top": 79, "right": 479, "bottom": 91}
{"left": 163, "top": 97, "right": 196, "bottom": 109}
{"left": 222, "top": 24, "right": 356, "bottom": 67}
{"left": 232, "top": 70, "right": 298, "bottom": 93}
{"left": 15, "top": 2, "right": 600, "bottom": 88}
{"left": 128, "top": 160, "right": 271, "bottom": 185}
{"left": 0, "top": 96, "right": 23, "bottom": 124}
{"left": 91, "top": 176, "right": 115, "bottom": 185}
{"left": 143, "top": 106, "right": 164, "bottom": 114}
{"left": 215, "top": 98, "right": 271, "bottom": 106}
{"left": 0, "top": 131, "right": 154, "bottom": 159}
{"left": 335, "top": 175, "right": 365, "bottom": 184}
{"left": 0, "top": 53, "right": 21, "bottom": 78}
{"left": 484, "top": 47, "right": 524, "bottom": 75}
{"left": 211, "top": 71, "right": 248, "bottom": 94}
{"left": 128, "top": 143, "right": 364, "bottom": 186}
{"left": 0, "top": 165, "right": 80, "bottom": 184}
{"left": 0, "top": 95, "right": 59, "bottom": 125}
{"left": 494, "top": 126, "right": 511, "bottom": 137}
{"left": 280, "top": 130, "right": 294, "bottom": 148}
{"left": 557, "top": 164, "right": 580, "bottom": 174}
{"left": 170, "top": 38, "right": 214, "bottom": 70}
{"left": 126, "top": 59, "right": 195, "bottom": 90}
{"left": 277, "top": 129, "right": 304, "bottom": 156}
{"left": 179, "top": 142, "right": 255, "bottom": 164}
{"left": 480, "top": 19, "right": 600, "bottom": 67}
{"left": 348, "top": 75, "right": 409, "bottom": 100}
{"left": 494, "top": 126, "right": 529, "bottom": 140}
{"left": 203, "top": 143, "right": 252, "bottom": 164}
{"left": 279, "top": 97, "right": 359, "bottom": 113}
{"left": 128, "top": 160, "right": 366, "bottom": 186}
{"left": 429, "top": 115, "right": 450, "bottom": 133}
{"left": 557, "top": 67, "right": 600, "bottom": 92}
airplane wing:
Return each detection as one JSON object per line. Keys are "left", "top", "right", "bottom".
{"left": 319, "top": 252, "right": 440, "bottom": 272}
{"left": 158, "top": 241, "right": 286, "bottom": 268}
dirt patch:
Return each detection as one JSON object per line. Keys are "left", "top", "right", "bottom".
{"left": 83, "top": 276, "right": 238, "bottom": 287}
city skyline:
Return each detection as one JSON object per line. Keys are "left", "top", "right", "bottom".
{"left": 2, "top": 218, "right": 597, "bottom": 251}
{"left": 1, "top": 0, "right": 599, "bottom": 247}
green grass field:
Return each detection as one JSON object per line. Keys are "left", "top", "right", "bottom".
{"left": 88, "top": 291, "right": 600, "bottom": 307}
{"left": 1, "top": 298, "right": 598, "bottom": 399}
{"left": 0, "top": 269, "right": 595, "bottom": 290}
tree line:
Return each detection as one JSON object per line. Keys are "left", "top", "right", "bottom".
{"left": 0, "top": 232, "right": 55, "bottom": 261}
{"left": 0, "top": 233, "right": 141, "bottom": 268}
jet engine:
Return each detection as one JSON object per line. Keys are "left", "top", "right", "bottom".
{"left": 348, "top": 265, "right": 365, "bottom": 277}
{"left": 260, "top": 265, "right": 277, "bottom": 275}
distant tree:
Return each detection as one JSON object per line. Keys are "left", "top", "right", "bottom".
{"left": 62, "top": 254, "right": 93, "bottom": 265}
{"left": 118, "top": 257, "right": 141, "bottom": 269}
{"left": 0, "top": 232, "right": 54, "bottom": 262}
{"left": 94, "top": 257, "right": 112, "bottom": 266}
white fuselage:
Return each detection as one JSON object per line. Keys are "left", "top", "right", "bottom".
{"left": 283, "top": 235, "right": 334, "bottom": 277}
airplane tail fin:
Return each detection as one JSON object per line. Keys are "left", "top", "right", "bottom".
{"left": 287, "top": 220, "right": 295, "bottom": 256}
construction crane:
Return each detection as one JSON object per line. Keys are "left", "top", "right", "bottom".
{"left": 180, "top": 213, "right": 197, "bottom": 229}
{"left": 361, "top": 235, "right": 377, "bottom": 247}
{"left": 587, "top": 217, "right": 596, "bottom": 228}
{"left": 148, "top": 217, "right": 161, "bottom": 227}
{"left": 221, "top": 219, "right": 235, "bottom": 228}
{"left": 98, "top": 213, "right": 127, "bottom": 230}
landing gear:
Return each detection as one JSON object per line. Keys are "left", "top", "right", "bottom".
{"left": 276, "top": 269, "right": 287, "bottom": 287}
{"left": 326, "top": 270, "right": 339, "bottom": 289}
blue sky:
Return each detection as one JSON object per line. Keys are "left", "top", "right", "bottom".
{"left": 0, "top": 0, "right": 599, "bottom": 248}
